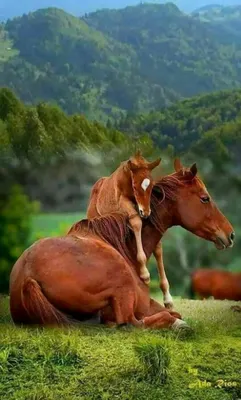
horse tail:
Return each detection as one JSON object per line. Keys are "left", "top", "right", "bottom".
{"left": 188, "top": 271, "right": 196, "bottom": 299}
{"left": 21, "top": 277, "right": 72, "bottom": 326}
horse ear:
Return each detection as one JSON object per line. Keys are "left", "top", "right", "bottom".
{"left": 135, "top": 149, "right": 142, "bottom": 158}
{"left": 153, "top": 184, "right": 165, "bottom": 199}
{"left": 148, "top": 157, "right": 161, "bottom": 170}
{"left": 190, "top": 163, "right": 197, "bottom": 177}
{"left": 174, "top": 158, "right": 183, "bottom": 172}
{"left": 153, "top": 185, "right": 162, "bottom": 194}
{"left": 127, "top": 159, "right": 138, "bottom": 172}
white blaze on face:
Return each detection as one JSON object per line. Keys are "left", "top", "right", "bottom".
{"left": 141, "top": 178, "right": 150, "bottom": 191}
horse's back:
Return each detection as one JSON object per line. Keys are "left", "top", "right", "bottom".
{"left": 11, "top": 235, "right": 131, "bottom": 286}
{"left": 191, "top": 269, "right": 213, "bottom": 294}
{"left": 191, "top": 269, "right": 220, "bottom": 298}
{"left": 212, "top": 271, "right": 241, "bottom": 300}
{"left": 87, "top": 173, "right": 121, "bottom": 217}
{"left": 87, "top": 176, "right": 116, "bottom": 218}
{"left": 10, "top": 234, "right": 137, "bottom": 322}
{"left": 192, "top": 268, "right": 241, "bottom": 300}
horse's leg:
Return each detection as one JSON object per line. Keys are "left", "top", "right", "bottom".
{"left": 129, "top": 215, "right": 150, "bottom": 285}
{"left": 103, "top": 297, "right": 181, "bottom": 329}
{"left": 111, "top": 293, "right": 143, "bottom": 327}
{"left": 143, "top": 311, "right": 187, "bottom": 330}
{"left": 149, "top": 298, "right": 181, "bottom": 319}
{"left": 231, "top": 306, "right": 241, "bottom": 312}
{"left": 153, "top": 242, "right": 173, "bottom": 309}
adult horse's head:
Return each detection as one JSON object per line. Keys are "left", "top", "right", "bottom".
{"left": 153, "top": 159, "right": 235, "bottom": 250}
{"left": 127, "top": 150, "right": 161, "bottom": 219}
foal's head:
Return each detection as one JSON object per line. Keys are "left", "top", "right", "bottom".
{"left": 153, "top": 159, "right": 235, "bottom": 249}
{"left": 127, "top": 152, "right": 161, "bottom": 218}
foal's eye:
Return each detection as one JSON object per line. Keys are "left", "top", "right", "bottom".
{"left": 200, "top": 195, "right": 210, "bottom": 204}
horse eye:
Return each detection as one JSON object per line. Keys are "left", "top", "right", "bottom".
{"left": 200, "top": 196, "right": 210, "bottom": 204}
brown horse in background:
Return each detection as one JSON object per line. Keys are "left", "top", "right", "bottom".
{"left": 10, "top": 160, "right": 234, "bottom": 329}
{"left": 87, "top": 151, "right": 161, "bottom": 284}
{"left": 190, "top": 269, "right": 241, "bottom": 301}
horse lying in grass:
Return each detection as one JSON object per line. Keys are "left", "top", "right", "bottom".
{"left": 190, "top": 268, "right": 240, "bottom": 301}
{"left": 87, "top": 151, "right": 161, "bottom": 285}
{"left": 10, "top": 160, "right": 235, "bottom": 329}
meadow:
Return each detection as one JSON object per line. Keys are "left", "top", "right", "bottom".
{"left": 1, "top": 214, "right": 240, "bottom": 400}
{"left": 31, "top": 212, "right": 84, "bottom": 240}
{"left": 0, "top": 295, "right": 241, "bottom": 400}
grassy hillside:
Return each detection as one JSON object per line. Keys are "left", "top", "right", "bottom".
{"left": 1, "top": 4, "right": 241, "bottom": 120}
{"left": 1, "top": 296, "right": 241, "bottom": 399}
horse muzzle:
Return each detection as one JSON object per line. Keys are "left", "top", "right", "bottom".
{"left": 138, "top": 206, "right": 151, "bottom": 219}
{"left": 214, "top": 231, "right": 235, "bottom": 250}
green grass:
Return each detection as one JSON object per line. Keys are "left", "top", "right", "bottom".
{"left": 21, "top": 213, "right": 241, "bottom": 398}
{"left": 1, "top": 296, "right": 241, "bottom": 400}
{"left": 31, "top": 212, "right": 84, "bottom": 241}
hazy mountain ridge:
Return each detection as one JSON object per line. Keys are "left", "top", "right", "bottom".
{"left": 1, "top": 4, "right": 241, "bottom": 120}
{"left": 1, "top": 0, "right": 241, "bottom": 20}
{"left": 192, "top": 4, "right": 241, "bottom": 44}
{"left": 193, "top": 3, "right": 241, "bottom": 19}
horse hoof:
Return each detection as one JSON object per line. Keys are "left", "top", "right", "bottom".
{"left": 172, "top": 319, "right": 192, "bottom": 332}
{"left": 117, "top": 323, "right": 135, "bottom": 331}
{"left": 231, "top": 305, "right": 241, "bottom": 313}
{"left": 164, "top": 302, "right": 174, "bottom": 310}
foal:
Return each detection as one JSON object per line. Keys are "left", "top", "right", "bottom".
{"left": 87, "top": 151, "right": 161, "bottom": 284}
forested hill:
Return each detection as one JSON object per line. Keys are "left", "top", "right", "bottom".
{"left": 1, "top": 4, "right": 241, "bottom": 120}
{"left": 193, "top": 4, "right": 241, "bottom": 20}
{"left": 117, "top": 89, "right": 241, "bottom": 154}
{"left": 192, "top": 5, "right": 241, "bottom": 44}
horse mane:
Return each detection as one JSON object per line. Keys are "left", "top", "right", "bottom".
{"left": 68, "top": 213, "right": 134, "bottom": 265}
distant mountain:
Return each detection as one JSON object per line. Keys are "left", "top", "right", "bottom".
{"left": 193, "top": 4, "right": 223, "bottom": 12}
{"left": 193, "top": 3, "right": 241, "bottom": 19}
{"left": 192, "top": 5, "right": 241, "bottom": 44}
{"left": 1, "top": 4, "right": 241, "bottom": 120}
{"left": 1, "top": 0, "right": 241, "bottom": 20}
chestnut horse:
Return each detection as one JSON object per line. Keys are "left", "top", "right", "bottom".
{"left": 10, "top": 160, "right": 234, "bottom": 329}
{"left": 190, "top": 269, "right": 241, "bottom": 301}
{"left": 87, "top": 151, "right": 161, "bottom": 285}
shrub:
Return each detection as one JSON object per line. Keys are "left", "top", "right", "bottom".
{"left": 0, "top": 185, "right": 39, "bottom": 293}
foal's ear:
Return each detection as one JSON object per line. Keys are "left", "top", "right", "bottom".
{"left": 184, "top": 163, "right": 198, "bottom": 180}
{"left": 148, "top": 157, "right": 161, "bottom": 170}
{"left": 174, "top": 158, "right": 183, "bottom": 172}
{"left": 190, "top": 163, "right": 198, "bottom": 177}
{"left": 127, "top": 159, "right": 138, "bottom": 171}
{"left": 134, "top": 149, "right": 142, "bottom": 159}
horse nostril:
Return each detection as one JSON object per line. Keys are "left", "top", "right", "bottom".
{"left": 230, "top": 232, "right": 235, "bottom": 242}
